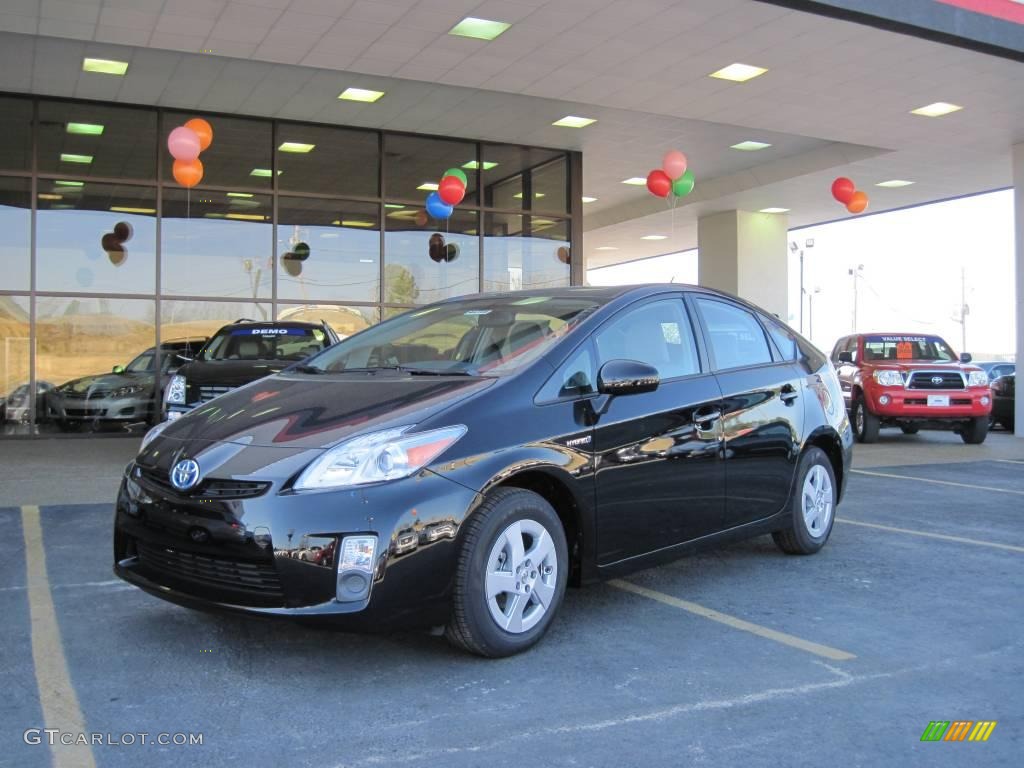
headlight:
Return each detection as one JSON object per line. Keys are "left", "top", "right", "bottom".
{"left": 140, "top": 420, "right": 170, "bottom": 450}
{"left": 873, "top": 370, "right": 904, "bottom": 386}
{"left": 110, "top": 384, "right": 146, "bottom": 398}
{"left": 967, "top": 371, "right": 988, "bottom": 387}
{"left": 294, "top": 424, "right": 467, "bottom": 491}
{"left": 165, "top": 374, "right": 187, "bottom": 404}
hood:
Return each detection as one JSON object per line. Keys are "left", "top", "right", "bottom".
{"left": 179, "top": 359, "right": 288, "bottom": 388}
{"left": 57, "top": 371, "right": 152, "bottom": 394}
{"left": 158, "top": 371, "right": 496, "bottom": 450}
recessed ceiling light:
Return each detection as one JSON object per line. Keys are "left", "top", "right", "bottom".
{"left": 448, "top": 17, "right": 511, "bottom": 41}
{"left": 228, "top": 199, "right": 260, "bottom": 209}
{"left": 641, "top": 234, "right": 667, "bottom": 241}
{"left": 463, "top": 160, "right": 498, "bottom": 170}
{"left": 385, "top": 204, "right": 405, "bottom": 209}
{"left": 622, "top": 177, "right": 648, "bottom": 186}
{"left": 338, "top": 87, "right": 385, "bottom": 103}
{"left": 110, "top": 206, "right": 156, "bottom": 214}
{"left": 731, "top": 140, "right": 771, "bottom": 151}
{"left": 341, "top": 220, "right": 376, "bottom": 228}
{"left": 225, "top": 213, "right": 267, "bottom": 221}
{"left": 595, "top": 246, "right": 618, "bottom": 251}
{"left": 38, "top": 193, "right": 63, "bottom": 201}
{"left": 359, "top": 258, "right": 375, "bottom": 263}
{"left": 204, "top": 213, "right": 225, "bottom": 219}
{"left": 709, "top": 63, "right": 767, "bottom": 82}
{"left": 82, "top": 57, "right": 128, "bottom": 76}
{"left": 513, "top": 192, "right": 545, "bottom": 199}
{"left": 875, "top": 179, "right": 915, "bottom": 188}
{"left": 60, "top": 153, "right": 93, "bottom": 164}
{"left": 417, "top": 182, "right": 439, "bottom": 191}
{"left": 910, "top": 102, "right": 962, "bottom": 117}
{"left": 759, "top": 207, "right": 790, "bottom": 213}
{"left": 227, "top": 192, "right": 253, "bottom": 198}
{"left": 55, "top": 180, "right": 84, "bottom": 187}
{"left": 66, "top": 122, "right": 104, "bottom": 136}
{"left": 278, "top": 142, "right": 315, "bottom": 153}
{"left": 552, "top": 115, "right": 596, "bottom": 128}
{"left": 581, "top": 196, "right": 598, "bottom": 203}
{"left": 250, "top": 168, "right": 281, "bottom": 177}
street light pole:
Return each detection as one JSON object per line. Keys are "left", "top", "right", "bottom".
{"left": 849, "top": 264, "right": 864, "bottom": 332}
{"left": 809, "top": 287, "right": 822, "bottom": 341}
{"left": 791, "top": 239, "right": 814, "bottom": 334}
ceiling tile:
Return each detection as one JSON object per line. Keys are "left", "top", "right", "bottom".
{"left": 162, "top": 0, "right": 226, "bottom": 21}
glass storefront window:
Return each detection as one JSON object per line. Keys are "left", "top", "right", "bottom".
{"left": 480, "top": 146, "right": 567, "bottom": 214}
{"left": 35, "top": 297, "right": 156, "bottom": 434}
{"left": 384, "top": 209, "right": 480, "bottom": 305}
{"left": 383, "top": 135, "right": 479, "bottom": 205}
{"left": 277, "top": 197, "right": 380, "bottom": 303}
{"left": 277, "top": 125, "right": 379, "bottom": 197}
{"left": 162, "top": 189, "right": 273, "bottom": 299}
{"left": 38, "top": 101, "right": 157, "bottom": 181}
{"left": 36, "top": 184, "right": 157, "bottom": 294}
{"left": 0, "top": 97, "right": 32, "bottom": 172}
{"left": 276, "top": 304, "right": 377, "bottom": 340}
{"left": 0, "top": 295, "right": 32, "bottom": 436}
{"left": 161, "top": 300, "right": 272, "bottom": 341}
{"left": 0, "top": 177, "right": 31, "bottom": 291}
{"left": 483, "top": 213, "right": 570, "bottom": 292}
{"left": 162, "top": 113, "right": 272, "bottom": 191}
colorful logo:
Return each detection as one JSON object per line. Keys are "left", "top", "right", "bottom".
{"left": 920, "top": 721, "right": 997, "bottom": 742}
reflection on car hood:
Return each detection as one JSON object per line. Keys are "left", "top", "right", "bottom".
{"left": 157, "top": 372, "right": 496, "bottom": 450}
{"left": 177, "top": 359, "right": 289, "bottom": 388}
{"left": 57, "top": 372, "right": 152, "bottom": 394}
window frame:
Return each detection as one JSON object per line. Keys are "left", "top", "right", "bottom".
{"left": 687, "top": 293, "right": 781, "bottom": 373}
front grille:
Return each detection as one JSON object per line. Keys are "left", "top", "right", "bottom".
{"left": 907, "top": 371, "right": 964, "bottom": 390}
{"left": 137, "top": 541, "right": 283, "bottom": 600}
{"left": 66, "top": 407, "right": 104, "bottom": 417}
{"left": 137, "top": 466, "right": 270, "bottom": 500}
{"left": 63, "top": 390, "right": 111, "bottom": 400}
{"left": 197, "top": 385, "right": 233, "bottom": 403}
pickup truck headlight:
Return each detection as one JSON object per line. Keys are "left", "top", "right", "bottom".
{"left": 294, "top": 424, "right": 467, "bottom": 491}
{"left": 872, "top": 370, "right": 904, "bottom": 387}
{"left": 967, "top": 371, "right": 988, "bottom": 387}
{"left": 165, "top": 374, "right": 187, "bottom": 404}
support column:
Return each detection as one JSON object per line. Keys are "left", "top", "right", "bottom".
{"left": 697, "top": 210, "right": 789, "bottom": 319}
{"left": 1013, "top": 143, "right": 1024, "bottom": 438}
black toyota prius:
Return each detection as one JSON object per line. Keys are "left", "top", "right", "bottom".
{"left": 115, "top": 285, "right": 853, "bottom": 657}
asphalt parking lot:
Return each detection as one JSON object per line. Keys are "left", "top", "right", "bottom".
{"left": 2, "top": 435, "right": 1022, "bottom": 767}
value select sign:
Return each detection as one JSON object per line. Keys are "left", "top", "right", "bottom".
{"left": 934, "top": 0, "right": 1024, "bottom": 23}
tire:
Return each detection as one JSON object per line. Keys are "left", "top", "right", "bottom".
{"left": 960, "top": 416, "right": 988, "bottom": 445}
{"left": 852, "top": 398, "right": 879, "bottom": 443}
{"left": 773, "top": 447, "right": 837, "bottom": 555}
{"left": 900, "top": 425, "right": 919, "bottom": 435}
{"left": 446, "top": 487, "right": 568, "bottom": 658}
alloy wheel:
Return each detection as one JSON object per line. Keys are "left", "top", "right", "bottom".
{"left": 484, "top": 519, "right": 558, "bottom": 634}
{"left": 801, "top": 464, "right": 834, "bottom": 537}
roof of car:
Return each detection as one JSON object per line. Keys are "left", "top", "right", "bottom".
{"left": 445, "top": 283, "right": 721, "bottom": 304}
{"left": 218, "top": 319, "right": 324, "bottom": 329}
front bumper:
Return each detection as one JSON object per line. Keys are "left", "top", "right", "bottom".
{"left": 114, "top": 461, "right": 481, "bottom": 629}
{"left": 48, "top": 394, "right": 152, "bottom": 422}
{"left": 865, "top": 387, "right": 991, "bottom": 421}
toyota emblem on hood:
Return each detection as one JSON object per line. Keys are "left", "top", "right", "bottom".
{"left": 170, "top": 458, "right": 201, "bottom": 491}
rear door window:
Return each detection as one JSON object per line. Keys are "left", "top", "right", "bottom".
{"left": 694, "top": 298, "right": 773, "bottom": 370}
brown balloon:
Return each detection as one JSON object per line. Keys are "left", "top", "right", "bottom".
{"left": 101, "top": 232, "right": 126, "bottom": 265}
{"left": 429, "top": 233, "right": 446, "bottom": 263}
{"left": 556, "top": 246, "right": 570, "bottom": 265}
{"left": 282, "top": 255, "right": 302, "bottom": 277}
{"left": 113, "top": 221, "right": 133, "bottom": 242}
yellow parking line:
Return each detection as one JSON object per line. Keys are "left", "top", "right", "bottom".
{"left": 851, "top": 468, "right": 1024, "bottom": 496}
{"left": 21, "top": 506, "right": 96, "bottom": 768}
{"left": 837, "top": 518, "right": 1024, "bottom": 554}
{"left": 609, "top": 579, "right": 856, "bottom": 662}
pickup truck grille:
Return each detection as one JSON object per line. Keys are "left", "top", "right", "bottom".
{"left": 197, "top": 385, "right": 233, "bottom": 402}
{"left": 906, "top": 371, "right": 964, "bottom": 390}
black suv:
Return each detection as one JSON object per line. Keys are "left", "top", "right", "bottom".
{"left": 164, "top": 319, "right": 338, "bottom": 420}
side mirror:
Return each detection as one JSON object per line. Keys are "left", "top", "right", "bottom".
{"left": 837, "top": 351, "right": 853, "bottom": 364}
{"left": 112, "top": 365, "right": 125, "bottom": 374}
{"left": 597, "top": 359, "right": 660, "bottom": 396}
{"left": 959, "top": 353, "right": 972, "bottom": 363}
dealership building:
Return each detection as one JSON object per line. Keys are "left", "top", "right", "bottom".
{"left": 0, "top": 0, "right": 1021, "bottom": 437}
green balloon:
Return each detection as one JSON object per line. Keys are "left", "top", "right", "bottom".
{"left": 672, "top": 170, "right": 695, "bottom": 197}
{"left": 443, "top": 167, "right": 468, "bottom": 186}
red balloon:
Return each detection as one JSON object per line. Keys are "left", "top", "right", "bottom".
{"left": 438, "top": 175, "right": 466, "bottom": 206}
{"left": 646, "top": 169, "right": 671, "bottom": 198}
{"left": 831, "top": 177, "right": 855, "bottom": 205}
{"left": 846, "top": 191, "right": 868, "bottom": 214}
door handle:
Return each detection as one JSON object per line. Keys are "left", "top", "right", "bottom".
{"left": 780, "top": 385, "right": 799, "bottom": 405}
{"left": 693, "top": 409, "right": 721, "bottom": 426}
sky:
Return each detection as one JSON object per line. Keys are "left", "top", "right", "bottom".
{"left": 586, "top": 190, "right": 1016, "bottom": 359}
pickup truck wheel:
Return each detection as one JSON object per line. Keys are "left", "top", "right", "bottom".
{"left": 960, "top": 416, "right": 988, "bottom": 445}
{"left": 853, "top": 398, "right": 879, "bottom": 443}
{"left": 773, "top": 447, "right": 836, "bottom": 555}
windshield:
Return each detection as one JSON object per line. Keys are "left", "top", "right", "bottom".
{"left": 863, "top": 335, "right": 956, "bottom": 362}
{"left": 302, "top": 296, "right": 600, "bottom": 376}
{"left": 202, "top": 327, "right": 327, "bottom": 362}
{"left": 125, "top": 351, "right": 156, "bottom": 373}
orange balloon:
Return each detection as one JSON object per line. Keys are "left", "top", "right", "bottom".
{"left": 846, "top": 191, "right": 868, "bottom": 214}
{"left": 184, "top": 118, "right": 213, "bottom": 151}
{"left": 173, "top": 158, "right": 204, "bottom": 188}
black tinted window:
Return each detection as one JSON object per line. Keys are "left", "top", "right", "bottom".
{"left": 696, "top": 298, "right": 773, "bottom": 370}
{"left": 538, "top": 343, "right": 595, "bottom": 402}
{"left": 595, "top": 299, "right": 699, "bottom": 379}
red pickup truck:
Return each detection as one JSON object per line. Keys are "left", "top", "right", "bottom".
{"left": 829, "top": 333, "right": 992, "bottom": 444}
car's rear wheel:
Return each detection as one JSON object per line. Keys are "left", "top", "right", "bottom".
{"left": 852, "top": 398, "right": 879, "bottom": 443}
{"left": 773, "top": 447, "right": 836, "bottom": 555}
{"left": 960, "top": 416, "right": 988, "bottom": 444}
{"left": 900, "top": 425, "right": 919, "bottom": 435}
{"left": 446, "top": 487, "right": 567, "bottom": 658}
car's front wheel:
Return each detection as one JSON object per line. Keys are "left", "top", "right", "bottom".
{"left": 446, "top": 488, "right": 568, "bottom": 658}
{"left": 852, "top": 398, "right": 879, "bottom": 443}
{"left": 773, "top": 447, "right": 837, "bottom": 555}
{"left": 960, "top": 416, "right": 989, "bottom": 445}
